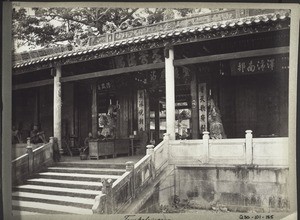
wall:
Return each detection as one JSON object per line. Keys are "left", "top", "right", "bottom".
{"left": 62, "top": 83, "right": 74, "bottom": 137}
{"left": 13, "top": 88, "right": 38, "bottom": 141}
{"left": 39, "top": 85, "right": 53, "bottom": 140}
{"left": 175, "top": 166, "right": 289, "bottom": 212}
{"left": 75, "top": 82, "right": 91, "bottom": 145}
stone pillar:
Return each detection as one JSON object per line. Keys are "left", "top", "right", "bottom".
{"left": 91, "top": 83, "right": 98, "bottom": 138}
{"left": 165, "top": 47, "right": 176, "bottom": 140}
{"left": 26, "top": 139, "right": 33, "bottom": 175}
{"left": 245, "top": 130, "right": 253, "bottom": 164}
{"left": 163, "top": 133, "right": 170, "bottom": 141}
{"left": 102, "top": 178, "right": 113, "bottom": 214}
{"left": 203, "top": 131, "right": 210, "bottom": 163}
{"left": 146, "top": 145, "right": 154, "bottom": 155}
{"left": 53, "top": 66, "right": 63, "bottom": 155}
{"left": 154, "top": 98, "right": 160, "bottom": 145}
{"left": 126, "top": 161, "right": 135, "bottom": 198}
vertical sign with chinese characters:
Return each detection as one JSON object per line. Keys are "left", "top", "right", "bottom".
{"left": 137, "top": 90, "right": 146, "bottom": 131}
{"left": 198, "top": 83, "right": 207, "bottom": 135}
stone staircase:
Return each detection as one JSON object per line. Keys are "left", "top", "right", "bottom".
{"left": 12, "top": 161, "right": 126, "bottom": 215}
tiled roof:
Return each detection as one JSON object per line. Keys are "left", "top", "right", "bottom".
{"left": 13, "top": 12, "right": 290, "bottom": 69}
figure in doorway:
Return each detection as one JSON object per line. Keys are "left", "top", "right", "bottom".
{"left": 12, "top": 125, "right": 22, "bottom": 144}
{"left": 207, "top": 98, "right": 226, "bottom": 139}
{"left": 30, "top": 124, "right": 47, "bottom": 144}
{"left": 82, "top": 132, "right": 92, "bottom": 155}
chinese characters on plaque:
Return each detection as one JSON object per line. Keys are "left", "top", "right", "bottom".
{"left": 110, "top": 49, "right": 163, "bottom": 69}
{"left": 230, "top": 56, "right": 284, "bottom": 76}
{"left": 137, "top": 90, "right": 146, "bottom": 131}
{"left": 198, "top": 83, "right": 207, "bottom": 134}
{"left": 97, "top": 81, "right": 112, "bottom": 91}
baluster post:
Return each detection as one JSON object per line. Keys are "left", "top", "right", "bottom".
{"left": 203, "top": 131, "right": 210, "bottom": 163}
{"left": 245, "top": 130, "right": 253, "bottom": 164}
{"left": 49, "top": 137, "right": 54, "bottom": 158}
{"left": 146, "top": 145, "right": 154, "bottom": 156}
{"left": 146, "top": 145, "right": 156, "bottom": 179}
{"left": 126, "top": 161, "right": 135, "bottom": 199}
{"left": 163, "top": 133, "right": 170, "bottom": 162}
{"left": 26, "top": 138, "right": 33, "bottom": 175}
{"left": 102, "top": 178, "right": 113, "bottom": 214}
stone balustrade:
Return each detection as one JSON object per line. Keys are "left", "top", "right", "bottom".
{"left": 12, "top": 137, "right": 56, "bottom": 186}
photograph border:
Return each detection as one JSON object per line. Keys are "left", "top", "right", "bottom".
{"left": 2, "top": 2, "right": 299, "bottom": 220}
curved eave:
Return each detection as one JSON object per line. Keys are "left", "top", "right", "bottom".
{"left": 13, "top": 13, "right": 290, "bottom": 70}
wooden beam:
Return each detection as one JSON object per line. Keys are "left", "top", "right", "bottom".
{"left": 174, "top": 46, "right": 289, "bottom": 66}
{"left": 12, "top": 79, "right": 53, "bottom": 90}
{"left": 13, "top": 46, "right": 289, "bottom": 90}
{"left": 61, "top": 62, "right": 165, "bottom": 83}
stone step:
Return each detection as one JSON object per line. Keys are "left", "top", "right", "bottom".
{"left": 12, "top": 210, "right": 44, "bottom": 215}
{"left": 37, "top": 172, "right": 120, "bottom": 182}
{"left": 26, "top": 178, "right": 103, "bottom": 191}
{"left": 12, "top": 200, "right": 93, "bottom": 215}
{"left": 12, "top": 191, "right": 95, "bottom": 209}
{"left": 55, "top": 161, "right": 126, "bottom": 169}
{"left": 47, "top": 167, "right": 126, "bottom": 175}
{"left": 14, "top": 185, "right": 101, "bottom": 199}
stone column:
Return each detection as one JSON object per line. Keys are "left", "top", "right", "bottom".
{"left": 102, "top": 178, "right": 113, "bottom": 214}
{"left": 203, "top": 131, "right": 210, "bottom": 163}
{"left": 26, "top": 138, "right": 33, "bottom": 175}
{"left": 146, "top": 145, "right": 154, "bottom": 156}
{"left": 53, "top": 66, "right": 63, "bottom": 155}
{"left": 245, "top": 130, "right": 253, "bottom": 164}
{"left": 154, "top": 98, "right": 160, "bottom": 145}
{"left": 126, "top": 161, "right": 135, "bottom": 198}
{"left": 165, "top": 47, "right": 176, "bottom": 140}
{"left": 91, "top": 83, "right": 98, "bottom": 138}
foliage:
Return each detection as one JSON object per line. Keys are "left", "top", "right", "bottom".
{"left": 12, "top": 7, "right": 215, "bottom": 51}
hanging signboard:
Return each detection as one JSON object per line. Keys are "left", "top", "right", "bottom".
{"left": 110, "top": 49, "right": 164, "bottom": 69}
{"left": 198, "top": 83, "right": 208, "bottom": 135}
{"left": 230, "top": 55, "right": 289, "bottom": 76}
{"left": 97, "top": 80, "right": 114, "bottom": 92}
{"left": 137, "top": 90, "right": 146, "bottom": 131}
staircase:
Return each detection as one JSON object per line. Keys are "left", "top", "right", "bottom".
{"left": 12, "top": 161, "right": 126, "bottom": 215}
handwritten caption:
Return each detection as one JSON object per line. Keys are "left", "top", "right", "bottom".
{"left": 239, "top": 214, "right": 274, "bottom": 219}
{"left": 124, "top": 215, "right": 171, "bottom": 220}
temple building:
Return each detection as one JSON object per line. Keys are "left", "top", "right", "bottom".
{"left": 11, "top": 8, "right": 293, "bottom": 215}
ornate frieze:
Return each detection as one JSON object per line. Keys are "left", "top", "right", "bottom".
{"left": 13, "top": 17, "right": 290, "bottom": 75}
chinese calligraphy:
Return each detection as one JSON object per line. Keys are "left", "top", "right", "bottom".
{"left": 198, "top": 83, "right": 207, "bottom": 134}
{"left": 234, "top": 57, "right": 277, "bottom": 75}
{"left": 137, "top": 90, "right": 146, "bottom": 131}
{"left": 111, "top": 49, "right": 163, "bottom": 68}
{"left": 97, "top": 81, "right": 113, "bottom": 91}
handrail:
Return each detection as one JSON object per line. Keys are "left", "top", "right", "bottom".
{"left": 93, "top": 133, "right": 170, "bottom": 214}
{"left": 12, "top": 153, "right": 28, "bottom": 163}
{"left": 92, "top": 131, "right": 289, "bottom": 214}
{"left": 168, "top": 131, "right": 289, "bottom": 167}
{"left": 12, "top": 138, "right": 55, "bottom": 186}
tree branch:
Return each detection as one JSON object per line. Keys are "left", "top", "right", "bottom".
{"left": 119, "top": 8, "right": 139, "bottom": 24}
{"left": 95, "top": 8, "right": 111, "bottom": 21}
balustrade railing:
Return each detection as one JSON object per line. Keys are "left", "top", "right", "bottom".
{"left": 169, "top": 130, "right": 289, "bottom": 167}
{"left": 12, "top": 137, "right": 56, "bottom": 186}
{"left": 93, "top": 133, "right": 170, "bottom": 214}
{"left": 92, "top": 130, "right": 288, "bottom": 214}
